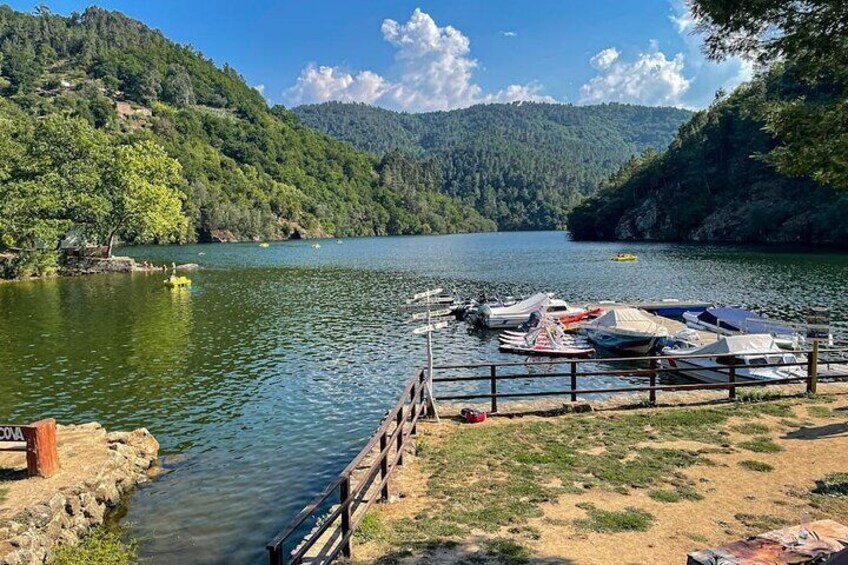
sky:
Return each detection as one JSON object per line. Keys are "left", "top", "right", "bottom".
{"left": 6, "top": 0, "right": 753, "bottom": 111}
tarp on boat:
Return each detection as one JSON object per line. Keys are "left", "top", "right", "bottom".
{"left": 687, "top": 334, "right": 781, "bottom": 356}
{"left": 588, "top": 308, "right": 667, "bottom": 336}
{"left": 694, "top": 308, "right": 794, "bottom": 336}
{"left": 487, "top": 292, "right": 550, "bottom": 316}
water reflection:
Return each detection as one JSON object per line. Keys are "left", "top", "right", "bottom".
{"left": 1, "top": 232, "right": 847, "bottom": 564}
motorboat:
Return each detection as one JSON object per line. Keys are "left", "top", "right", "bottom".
{"left": 499, "top": 319, "right": 595, "bottom": 358}
{"left": 472, "top": 293, "right": 590, "bottom": 329}
{"left": 582, "top": 307, "right": 669, "bottom": 354}
{"left": 661, "top": 334, "right": 806, "bottom": 383}
{"left": 683, "top": 307, "right": 800, "bottom": 349}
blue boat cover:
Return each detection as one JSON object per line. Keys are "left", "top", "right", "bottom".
{"left": 696, "top": 308, "right": 794, "bottom": 336}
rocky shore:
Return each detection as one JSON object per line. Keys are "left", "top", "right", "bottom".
{"left": 0, "top": 423, "right": 159, "bottom": 565}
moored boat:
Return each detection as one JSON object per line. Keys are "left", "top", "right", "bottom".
{"left": 683, "top": 307, "right": 800, "bottom": 349}
{"left": 472, "top": 293, "right": 592, "bottom": 329}
{"left": 582, "top": 308, "right": 669, "bottom": 354}
{"left": 498, "top": 319, "right": 595, "bottom": 358}
{"left": 661, "top": 334, "right": 806, "bottom": 383}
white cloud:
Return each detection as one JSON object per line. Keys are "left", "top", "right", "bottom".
{"left": 500, "top": 31, "right": 517, "bottom": 38}
{"left": 578, "top": 1, "right": 758, "bottom": 108}
{"left": 253, "top": 84, "right": 266, "bottom": 95}
{"left": 590, "top": 47, "right": 619, "bottom": 70}
{"left": 580, "top": 45, "right": 690, "bottom": 106}
{"left": 285, "top": 9, "right": 552, "bottom": 111}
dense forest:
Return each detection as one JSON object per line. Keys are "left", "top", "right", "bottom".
{"left": 568, "top": 0, "right": 848, "bottom": 247}
{"left": 0, "top": 6, "right": 494, "bottom": 276}
{"left": 293, "top": 102, "right": 692, "bottom": 230}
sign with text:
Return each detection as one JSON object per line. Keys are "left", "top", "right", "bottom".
{"left": 0, "top": 425, "right": 25, "bottom": 442}
{"left": 807, "top": 307, "right": 831, "bottom": 342}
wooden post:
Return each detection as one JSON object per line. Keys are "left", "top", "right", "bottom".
{"left": 728, "top": 364, "right": 737, "bottom": 400}
{"left": 648, "top": 358, "right": 657, "bottom": 406}
{"left": 379, "top": 431, "right": 389, "bottom": 501}
{"left": 490, "top": 365, "right": 498, "bottom": 414}
{"left": 410, "top": 382, "right": 418, "bottom": 436}
{"left": 808, "top": 340, "right": 819, "bottom": 394}
{"left": 570, "top": 361, "right": 577, "bottom": 403}
{"left": 340, "top": 473, "right": 352, "bottom": 559}
{"left": 24, "top": 419, "right": 59, "bottom": 478}
{"left": 396, "top": 408, "right": 404, "bottom": 467}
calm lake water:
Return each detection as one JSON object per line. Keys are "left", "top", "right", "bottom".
{"left": 2, "top": 231, "right": 847, "bottom": 563}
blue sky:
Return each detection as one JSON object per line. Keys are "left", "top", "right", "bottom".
{"left": 6, "top": 0, "right": 752, "bottom": 111}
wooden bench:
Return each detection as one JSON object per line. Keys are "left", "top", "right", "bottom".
{"left": 0, "top": 419, "right": 60, "bottom": 478}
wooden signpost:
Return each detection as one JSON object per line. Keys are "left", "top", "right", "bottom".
{"left": 0, "top": 419, "right": 60, "bottom": 478}
{"left": 806, "top": 307, "right": 831, "bottom": 395}
{"left": 408, "top": 288, "right": 456, "bottom": 422}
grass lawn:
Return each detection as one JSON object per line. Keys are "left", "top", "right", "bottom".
{"left": 354, "top": 390, "right": 848, "bottom": 564}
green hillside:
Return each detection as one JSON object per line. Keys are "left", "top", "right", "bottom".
{"left": 293, "top": 101, "right": 692, "bottom": 230}
{"left": 567, "top": 72, "right": 848, "bottom": 246}
{"left": 0, "top": 4, "right": 493, "bottom": 268}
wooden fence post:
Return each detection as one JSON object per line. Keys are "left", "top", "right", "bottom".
{"left": 649, "top": 358, "right": 657, "bottom": 406}
{"left": 24, "top": 419, "right": 59, "bottom": 478}
{"left": 490, "top": 365, "right": 498, "bottom": 414}
{"left": 410, "top": 382, "right": 418, "bottom": 436}
{"left": 340, "top": 473, "right": 352, "bottom": 559}
{"left": 396, "top": 408, "right": 404, "bottom": 467}
{"left": 379, "top": 431, "right": 389, "bottom": 501}
{"left": 728, "top": 364, "right": 737, "bottom": 400}
{"left": 570, "top": 362, "right": 577, "bottom": 403}
{"left": 807, "top": 341, "right": 819, "bottom": 394}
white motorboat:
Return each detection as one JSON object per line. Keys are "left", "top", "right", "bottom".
{"left": 582, "top": 308, "right": 669, "bottom": 354}
{"left": 472, "top": 293, "right": 588, "bottom": 329}
{"left": 661, "top": 334, "right": 806, "bottom": 383}
{"left": 682, "top": 307, "right": 801, "bottom": 349}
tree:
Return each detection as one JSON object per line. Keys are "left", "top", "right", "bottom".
{"left": 691, "top": 0, "right": 848, "bottom": 189}
{"left": 99, "top": 140, "right": 188, "bottom": 256}
{"left": 161, "top": 64, "right": 195, "bottom": 106}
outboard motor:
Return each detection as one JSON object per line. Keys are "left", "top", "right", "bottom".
{"left": 518, "top": 310, "right": 543, "bottom": 333}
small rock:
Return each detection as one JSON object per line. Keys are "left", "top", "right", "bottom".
{"left": 65, "top": 496, "right": 81, "bottom": 517}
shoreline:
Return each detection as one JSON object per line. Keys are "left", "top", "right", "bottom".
{"left": 0, "top": 423, "right": 159, "bottom": 565}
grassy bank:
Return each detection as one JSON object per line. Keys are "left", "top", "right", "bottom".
{"left": 355, "top": 389, "right": 848, "bottom": 564}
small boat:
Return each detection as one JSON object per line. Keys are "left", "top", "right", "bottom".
{"left": 612, "top": 253, "right": 637, "bottom": 262}
{"left": 661, "top": 334, "right": 805, "bottom": 383}
{"left": 311, "top": 243, "right": 321, "bottom": 249}
{"left": 499, "top": 320, "right": 595, "bottom": 358}
{"left": 259, "top": 242, "right": 270, "bottom": 248}
{"left": 336, "top": 240, "right": 343, "bottom": 244}
{"left": 472, "top": 293, "right": 591, "bottom": 329}
{"left": 164, "top": 275, "right": 192, "bottom": 288}
{"left": 683, "top": 307, "right": 800, "bottom": 349}
{"left": 582, "top": 308, "right": 669, "bottom": 354}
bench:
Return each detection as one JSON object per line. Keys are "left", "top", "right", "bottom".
{"left": 0, "top": 419, "right": 60, "bottom": 478}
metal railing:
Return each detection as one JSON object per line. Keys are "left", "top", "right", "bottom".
{"left": 267, "top": 370, "right": 429, "bottom": 565}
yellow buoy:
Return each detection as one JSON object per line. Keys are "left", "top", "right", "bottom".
{"left": 259, "top": 242, "right": 270, "bottom": 248}
{"left": 164, "top": 275, "right": 192, "bottom": 287}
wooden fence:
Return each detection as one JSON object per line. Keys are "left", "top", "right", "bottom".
{"left": 267, "top": 348, "right": 848, "bottom": 564}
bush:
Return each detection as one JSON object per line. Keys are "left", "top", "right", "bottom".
{"left": 49, "top": 528, "right": 137, "bottom": 565}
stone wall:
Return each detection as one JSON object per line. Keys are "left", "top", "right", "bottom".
{"left": 0, "top": 424, "right": 159, "bottom": 565}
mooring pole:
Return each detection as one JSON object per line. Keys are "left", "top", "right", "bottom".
{"left": 808, "top": 340, "right": 819, "bottom": 394}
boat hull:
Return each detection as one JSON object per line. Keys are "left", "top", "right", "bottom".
{"left": 664, "top": 358, "right": 804, "bottom": 384}
{"left": 583, "top": 328, "right": 660, "bottom": 354}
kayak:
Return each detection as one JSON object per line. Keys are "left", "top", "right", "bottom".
{"left": 612, "top": 254, "right": 637, "bottom": 262}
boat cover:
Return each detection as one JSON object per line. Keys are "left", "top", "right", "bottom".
{"left": 588, "top": 308, "right": 667, "bottom": 336}
{"left": 694, "top": 308, "right": 794, "bottom": 335}
{"left": 687, "top": 334, "right": 781, "bottom": 356}
{"left": 488, "top": 292, "right": 550, "bottom": 316}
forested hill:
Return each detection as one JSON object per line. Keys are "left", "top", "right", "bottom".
{"left": 567, "top": 72, "right": 848, "bottom": 246}
{"left": 0, "top": 5, "right": 493, "bottom": 255}
{"left": 293, "top": 102, "right": 692, "bottom": 230}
